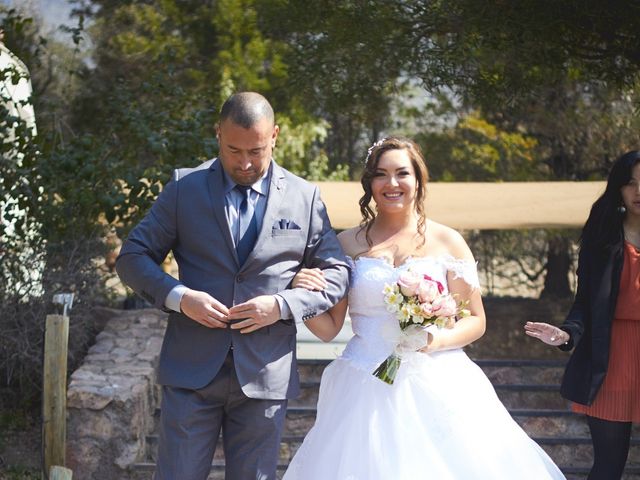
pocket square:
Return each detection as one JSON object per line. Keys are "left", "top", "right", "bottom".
{"left": 273, "top": 218, "right": 301, "bottom": 230}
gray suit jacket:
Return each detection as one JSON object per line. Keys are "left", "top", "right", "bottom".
{"left": 116, "top": 158, "right": 350, "bottom": 399}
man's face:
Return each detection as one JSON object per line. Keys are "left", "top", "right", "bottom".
{"left": 216, "top": 118, "right": 279, "bottom": 186}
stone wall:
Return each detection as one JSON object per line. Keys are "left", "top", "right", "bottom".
{"left": 66, "top": 309, "right": 166, "bottom": 480}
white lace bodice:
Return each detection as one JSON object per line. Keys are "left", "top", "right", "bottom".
{"left": 341, "top": 255, "right": 480, "bottom": 371}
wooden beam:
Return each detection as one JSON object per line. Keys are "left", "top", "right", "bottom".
{"left": 42, "top": 315, "right": 70, "bottom": 478}
{"left": 316, "top": 181, "right": 606, "bottom": 230}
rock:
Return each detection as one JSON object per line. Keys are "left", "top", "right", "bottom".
{"left": 66, "top": 308, "right": 168, "bottom": 479}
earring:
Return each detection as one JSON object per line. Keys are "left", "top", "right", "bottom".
{"left": 617, "top": 205, "right": 627, "bottom": 214}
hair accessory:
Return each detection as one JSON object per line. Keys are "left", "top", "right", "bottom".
{"left": 364, "top": 138, "right": 388, "bottom": 164}
{"left": 617, "top": 205, "right": 627, "bottom": 214}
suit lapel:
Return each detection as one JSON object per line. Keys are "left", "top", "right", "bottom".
{"left": 206, "top": 159, "right": 239, "bottom": 265}
{"left": 243, "top": 161, "right": 287, "bottom": 265}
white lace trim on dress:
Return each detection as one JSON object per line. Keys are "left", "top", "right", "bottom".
{"left": 443, "top": 255, "right": 481, "bottom": 291}
{"left": 348, "top": 254, "right": 481, "bottom": 291}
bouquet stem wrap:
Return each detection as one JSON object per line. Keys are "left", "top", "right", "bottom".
{"left": 372, "top": 324, "right": 431, "bottom": 385}
{"left": 372, "top": 353, "right": 401, "bottom": 385}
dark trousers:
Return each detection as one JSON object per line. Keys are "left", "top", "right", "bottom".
{"left": 587, "top": 415, "right": 632, "bottom": 480}
{"left": 154, "top": 351, "right": 288, "bottom": 480}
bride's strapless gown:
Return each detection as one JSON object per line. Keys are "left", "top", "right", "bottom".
{"left": 284, "top": 256, "right": 565, "bottom": 480}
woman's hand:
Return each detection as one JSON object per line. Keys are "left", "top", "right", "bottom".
{"left": 292, "top": 268, "right": 327, "bottom": 291}
{"left": 524, "top": 322, "right": 570, "bottom": 346}
{"left": 418, "top": 332, "right": 437, "bottom": 353}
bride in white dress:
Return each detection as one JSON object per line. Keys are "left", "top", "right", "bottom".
{"left": 283, "top": 137, "right": 565, "bottom": 479}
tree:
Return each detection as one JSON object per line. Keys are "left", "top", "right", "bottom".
{"left": 261, "top": 0, "right": 640, "bottom": 298}
{"left": 256, "top": 0, "right": 409, "bottom": 168}
{"left": 1, "top": 7, "right": 111, "bottom": 408}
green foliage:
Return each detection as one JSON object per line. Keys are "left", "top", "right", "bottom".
{"left": 420, "top": 112, "right": 541, "bottom": 182}
{"left": 304, "top": 154, "right": 350, "bottom": 182}
{"left": 274, "top": 115, "right": 347, "bottom": 180}
{"left": 256, "top": 0, "right": 407, "bottom": 166}
{"left": 0, "top": 466, "right": 39, "bottom": 479}
{"left": 208, "top": 0, "right": 343, "bottom": 178}
{"left": 385, "top": 1, "right": 640, "bottom": 105}
{"left": 69, "top": 0, "right": 340, "bottom": 234}
{"left": 1, "top": 8, "right": 115, "bottom": 410}
{"left": 487, "top": 79, "right": 640, "bottom": 180}
{"left": 258, "top": 0, "right": 640, "bottom": 175}
{"left": 213, "top": 0, "right": 288, "bottom": 102}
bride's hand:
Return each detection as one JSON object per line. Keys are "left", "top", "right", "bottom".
{"left": 418, "top": 332, "right": 437, "bottom": 353}
{"left": 292, "top": 268, "right": 327, "bottom": 291}
{"left": 524, "top": 322, "right": 570, "bottom": 346}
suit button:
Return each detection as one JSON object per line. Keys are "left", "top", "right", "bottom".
{"left": 236, "top": 275, "right": 244, "bottom": 283}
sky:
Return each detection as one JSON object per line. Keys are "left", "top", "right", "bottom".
{"left": 2, "top": 0, "right": 77, "bottom": 35}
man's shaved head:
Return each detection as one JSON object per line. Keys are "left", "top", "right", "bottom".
{"left": 219, "top": 92, "right": 275, "bottom": 129}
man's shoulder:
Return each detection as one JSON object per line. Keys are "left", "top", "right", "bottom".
{"left": 174, "top": 158, "right": 217, "bottom": 181}
{"left": 274, "top": 162, "right": 316, "bottom": 192}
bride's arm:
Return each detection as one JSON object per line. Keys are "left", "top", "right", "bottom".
{"left": 305, "top": 297, "right": 348, "bottom": 342}
{"left": 292, "top": 268, "right": 348, "bottom": 342}
{"left": 421, "top": 231, "right": 486, "bottom": 353}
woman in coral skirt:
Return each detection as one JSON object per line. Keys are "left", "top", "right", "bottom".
{"left": 526, "top": 150, "right": 640, "bottom": 480}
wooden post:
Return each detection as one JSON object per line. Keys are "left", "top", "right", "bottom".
{"left": 42, "top": 314, "right": 70, "bottom": 479}
{"left": 49, "top": 466, "right": 73, "bottom": 480}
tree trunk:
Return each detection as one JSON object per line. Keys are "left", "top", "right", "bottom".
{"left": 540, "top": 234, "right": 573, "bottom": 299}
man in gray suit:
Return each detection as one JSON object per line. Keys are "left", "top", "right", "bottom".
{"left": 116, "top": 92, "right": 349, "bottom": 480}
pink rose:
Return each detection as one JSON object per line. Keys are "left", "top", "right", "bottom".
{"left": 397, "top": 271, "right": 422, "bottom": 297}
{"left": 420, "top": 302, "right": 434, "bottom": 317}
{"left": 432, "top": 294, "right": 458, "bottom": 317}
{"left": 423, "top": 274, "right": 444, "bottom": 294}
{"left": 418, "top": 279, "right": 440, "bottom": 303}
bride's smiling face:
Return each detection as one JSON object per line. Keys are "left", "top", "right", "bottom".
{"left": 371, "top": 149, "right": 418, "bottom": 213}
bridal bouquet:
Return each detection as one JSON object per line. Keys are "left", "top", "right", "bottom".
{"left": 372, "top": 270, "right": 470, "bottom": 385}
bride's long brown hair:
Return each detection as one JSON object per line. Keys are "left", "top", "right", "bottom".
{"left": 358, "top": 137, "right": 429, "bottom": 247}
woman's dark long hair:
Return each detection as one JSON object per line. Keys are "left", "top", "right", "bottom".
{"left": 581, "top": 150, "right": 640, "bottom": 252}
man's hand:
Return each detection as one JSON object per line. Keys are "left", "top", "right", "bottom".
{"left": 180, "top": 289, "right": 230, "bottom": 328}
{"left": 228, "top": 295, "right": 281, "bottom": 334}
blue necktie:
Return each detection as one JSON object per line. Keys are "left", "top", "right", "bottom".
{"left": 235, "top": 184, "right": 258, "bottom": 265}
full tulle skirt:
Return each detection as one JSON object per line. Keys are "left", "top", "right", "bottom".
{"left": 283, "top": 349, "right": 565, "bottom": 480}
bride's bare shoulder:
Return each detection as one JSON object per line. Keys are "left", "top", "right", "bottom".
{"left": 426, "top": 219, "right": 473, "bottom": 260}
{"left": 338, "top": 226, "right": 369, "bottom": 258}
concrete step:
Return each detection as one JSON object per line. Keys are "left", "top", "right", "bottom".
{"left": 141, "top": 431, "right": 640, "bottom": 464}
{"left": 293, "top": 358, "right": 570, "bottom": 409}
{"left": 289, "top": 380, "right": 569, "bottom": 409}
{"left": 283, "top": 407, "right": 640, "bottom": 439}
{"left": 140, "top": 408, "right": 640, "bottom": 468}
{"left": 129, "top": 462, "right": 289, "bottom": 480}
{"left": 563, "top": 466, "right": 640, "bottom": 480}
{"left": 132, "top": 436, "right": 640, "bottom": 480}
{"left": 295, "top": 358, "right": 567, "bottom": 384}
{"left": 129, "top": 465, "right": 640, "bottom": 480}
